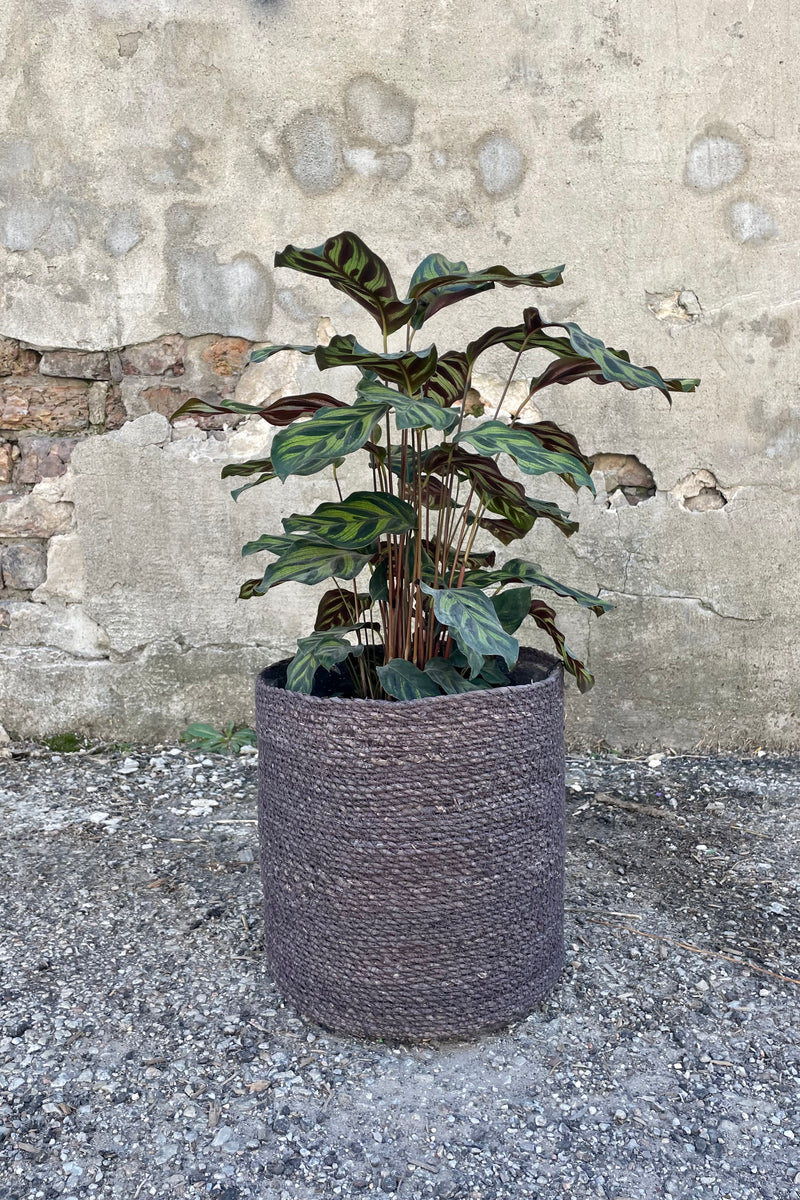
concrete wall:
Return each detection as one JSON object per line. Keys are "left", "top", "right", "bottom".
{"left": 1, "top": 0, "right": 798, "bottom": 748}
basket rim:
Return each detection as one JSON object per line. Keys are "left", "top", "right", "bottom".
{"left": 256, "top": 645, "right": 563, "bottom": 712}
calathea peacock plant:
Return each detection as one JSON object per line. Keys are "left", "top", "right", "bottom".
{"left": 173, "top": 232, "right": 699, "bottom": 701}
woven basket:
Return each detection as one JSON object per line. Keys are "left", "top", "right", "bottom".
{"left": 255, "top": 647, "right": 565, "bottom": 1040}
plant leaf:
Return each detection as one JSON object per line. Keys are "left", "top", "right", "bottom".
{"left": 425, "top": 445, "right": 578, "bottom": 538}
{"left": 420, "top": 583, "right": 518, "bottom": 678}
{"left": 275, "top": 232, "right": 416, "bottom": 336}
{"left": 356, "top": 379, "right": 459, "bottom": 433}
{"left": 258, "top": 392, "right": 348, "bottom": 426}
{"left": 422, "top": 351, "right": 471, "bottom": 407}
{"left": 550, "top": 322, "right": 700, "bottom": 401}
{"left": 376, "top": 658, "right": 442, "bottom": 700}
{"left": 181, "top": 722, "right": 222, "bottom": 745}
{"left": 476, "top": 516, "right": 532, "bottom": 545}
{"left": 230, "top": 473, "right": 277, "bottom": 501}
{"left": 527, "top": 599, "right": 595, "bottom": 692}
{"left": 407, "top": 256, "right": 564, "bottom": 328}
{"left": 474, "top": 656, "right": 512, "bottom": 687}
{"left": 283, "top": 490, "right": 416, "bottom": 549}
{"left": 221, "top": 458, "right": 275, "bottom": 480}
{"left": 454, "top": 420, "right": 595, "bottom": 493}
{"left": 241, "top": 533, "right": 296, "bottom": 557}
{"left": 170, "top": 396, "right": 268, "bottom": 421}
{"left": 511, "top": 419, "right": 594, "bottom": 493}
{"left": 492, "top": 559, "right": 613, "bottom": 616}
{"left": 464, "top": 306, "right": 550, "bottom": 366}
{"left": 248, "top": 342, "right": 318, "bottom": 365}
{"left": 221, "top": 457, "right": 278, "bottom": 500}
{"left": 286, "top": 628, "right": 366, "bottom": 694}
{"left": 368, "top": 558, "right": 388, "bottom": 603}
{"left": 491, "top": 586, "right": 533, "bottom": 633}
{"left": 422, "top": 657, "right": 485, "bottom": 694}
{"left": 315, "top": 335, "right": 439, "bottom": 392}
{"left": 270, "top": 400, "right": 389, "bottom": 480}
{"left": 314, "top": 589, "right": 373, "bottom": 631}
{"left": 244, "top": 540, "right": 373, "bottom": 595}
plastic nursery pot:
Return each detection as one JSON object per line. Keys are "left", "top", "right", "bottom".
{"left": 254, "top": 647, "right": 566, "bottom": 1041}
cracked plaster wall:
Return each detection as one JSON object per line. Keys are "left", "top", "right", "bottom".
{"left": 0, "top": 0, "right": 798, "bottom": 748}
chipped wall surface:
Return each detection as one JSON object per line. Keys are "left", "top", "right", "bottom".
{"left": 0, "top": 0, "right": 798, "bottom": 748}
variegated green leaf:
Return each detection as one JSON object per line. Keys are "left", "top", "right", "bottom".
{"left": 249, "top": 342, "right": 318, "bottom": 365}
{"left": 270, "top": 400, "right": 389, "bottom": 480}
{"left": 170, "top": 396, "right": 266, "bottom": 421}
{"left": 244, "top": 540, "right": 373, "bottom": 596}
{"left": 454, "top": 420, "right": 595, "bottom": 493}
{"left": 420, "top": 583, "right": 518, "bottom": 678}
{"left": 275, "top": 232, "right": 416, "bottom": 336}
{"left": 258, "top": 392, "right": 348, "bottom": 426}
{"left": 314, "top": 589, "right": 373, "bottom": 631}
{"left": 424, "top": 446, "right": 578, "bottom": 538}
{"left": 407, "top": 255, "right": 564, "bottom": 328}
{"left": 221, "top": 458, "right": 274, "bottom": 481}
{"left": 552, "top": 322, "right": 700, "bottom": 400}
{"left": 376, "top": 658, "right": 442, "bottom": 700}
{"left": 422, "top": 351, "right": 470, "bottom": 407}
{"left": 478, "top": 657, "right": 512, "bottom": 686}
{"left": 527, "top": 599, "right": 594, "bottom": 692}
{"left": 474, "top": 515, "right": 533, "bottom": 545}
{"left": 230, "top": 473, "right": 277, "bottom": 501}
{"left": 464, "top": 306, "right": 550, "bottom": 366}
{"left": 447, "top": 648, "right": 511, "bottom": 687}
{"left": 283, "top": 491, "right": 416, "bottom": 550}
{"left": 491, "top": 559, "right": 613, "bottom": 616}
{"left": 491, "top": 587, "right": 533, "bottom": 634}
{"left": 356, "top": 379, "right": 459, "bottom": 433}
{"left": 316, "top": 335, "right": 439, "bottom": 392}
{"left": 511, "top": 419, "right": 594, "bottom": 493}
{"left": 241, "top": 533, "right": 295, "bottom": 557}
{"left": 221, "top": 458, "right": 277, "bottom": 501}
{"left": 422, "top": 657, "right": 485, "bottom": 694}
{"left": 286, "top": 628, "right": 366, "bottom": 694}
{"left": 368, "top": 558, "right": 388, "bottom": 603}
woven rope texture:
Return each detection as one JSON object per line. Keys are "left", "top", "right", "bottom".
{"left": 255, "top": 647, "right": 566, "bottom": 1040}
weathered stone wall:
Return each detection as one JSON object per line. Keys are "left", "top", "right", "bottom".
{"left": 0, "top": 0, "right": 797, "bottom": 748}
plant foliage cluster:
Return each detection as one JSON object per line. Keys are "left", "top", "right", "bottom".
{"left": 174, "top": 233, "right": 698, "bottom": 701}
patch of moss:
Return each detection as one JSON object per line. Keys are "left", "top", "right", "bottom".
{"left": 46, "top": 732, "right": 84, "bottom": 753}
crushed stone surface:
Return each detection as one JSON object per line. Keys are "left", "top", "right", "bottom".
{"left": 1, "top": 743, "right": 799, "bottom": 1200}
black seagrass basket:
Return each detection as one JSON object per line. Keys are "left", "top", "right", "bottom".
{"left": 255, "top": 647, "right": 566, "bottom": 1040}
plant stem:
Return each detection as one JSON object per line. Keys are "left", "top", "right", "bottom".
{"left": 412, "top": 429, "right": 425, "bottom": 667}
{"left": 491, "top": 348, "right": 524, "bottom": 420}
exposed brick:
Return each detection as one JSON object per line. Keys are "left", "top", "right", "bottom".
{"left": 87, "top": 381, "right": 109, "bottom": 425}
{"left": 0, "top": 377, "right": 90, "bottom": 434}
{"left": 0, "top": 338, "right": 39, "bottom": 377}
{"left": 0, "top": 541, "right": 47, "bottom": 590}
{"left": 120, "top": 335, "right": 186, "bottom": 377}
{"left": 0, "top": 442, "right": 13, "bottom": 485}
{"left": 593, "top": 453, "right": 651, "bottom": 490}
{"left": 39, "top": 349, "right": 111, "bottom": 380}
{"left": 140, "top": 385, "right": 242, "bottom": 430}
{"left": 0, "top": 493, "right": 73, "bottom": 538}
{"left": 14, "top": 436, "right": 76, "bottom": 485}
{"left": 201, "top": 337, "right": 253, "bottom": 377}
{"left": 684, "top": 486, "right": 727, "bottom": 512}
{"left": 104, "top": 384, "right": 127, "bottom": 430}
{"left": 140, "top": 385, "right": 187, "bottom": 420}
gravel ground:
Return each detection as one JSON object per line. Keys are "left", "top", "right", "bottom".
{"left": 1, "top": 741, "right": 799, "bottom": 1200}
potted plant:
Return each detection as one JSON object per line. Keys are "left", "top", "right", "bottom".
{"left": 175, "top": 233, "right": 698, "bottom": 1039}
